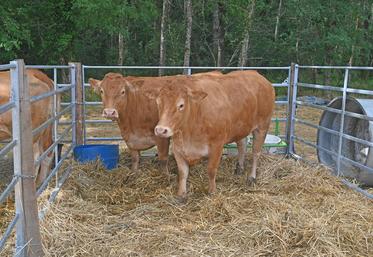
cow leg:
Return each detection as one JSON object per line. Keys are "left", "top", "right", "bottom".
{"left": 36, "top": 154, "right": 53, "bottom": 186}
{"left": 248, "top": 128, "right": 267, "bottom": 185}
{"left": 156, "top": 138, "right": 170, "bottom": 174}
{"left": 235, "top": 137, "right": 247, "bottom": 175}
{"left": 173, "top": 150, "right": 189, "bottom": 201}
{"left": 207, "top": 145, "right": 224, "bottom": 195}
{"left": 130, "top": 149, "right": 140, "bottom": 171}
{"left": 33, "top": 141, "right": 41, "bottom": 182}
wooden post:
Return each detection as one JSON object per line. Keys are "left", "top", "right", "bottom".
{"left": 69, "top": 62, "right": 84, "bottom": 145}
{"left": 11, "top": 59, "right": 44, "bottom": 256}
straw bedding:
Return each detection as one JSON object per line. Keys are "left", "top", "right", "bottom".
{"left": 2, "top": 152, "right": 373, "bottom": 256}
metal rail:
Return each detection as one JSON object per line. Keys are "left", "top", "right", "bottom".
{"left": 0, "top": 64, "right": 16, "bottom": 70}
{"left": 34, "top": 124, "right": 72, "bottom": 168}
{"left": 83, "top": 65, "right": 290, "bottom": 70}
{"left": 298, "top": 65, "right": 373, "bottom": 70}
{"left": 30, "top": 86, "right": 71, "bottom": 103}
{"left": 36, "top": 144, "right": 73, "bottom": 196}
{"left": 0, "top": 176, "right": 19, "bottom": 204}
{"left": 0, "top": 214, "right": 19, "bottom": 250}
{"left": 0, "top": 102, "right": 16, "bottom": 114}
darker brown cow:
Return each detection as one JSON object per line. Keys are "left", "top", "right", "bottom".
{"left": 89, "top": 71, "right": 223, "bottom": 173}
{"left": 148, "top": 70, "right": 275, "bottom": 199}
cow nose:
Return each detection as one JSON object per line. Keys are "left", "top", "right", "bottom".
{"left": 102, "top": 108, "right": 118, "bottom": 118}
{"left": 155, "top": 126, "right": 171, "bottom": 137}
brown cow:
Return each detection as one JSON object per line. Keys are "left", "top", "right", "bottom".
{"left": 147, "top": 70, "right": 275, "bottom": 199}
{"left": 0, "top": 69, "right": 57, "bottom": 185}
{"left": 88, "top": 71, "right": 223, "bottom": 173}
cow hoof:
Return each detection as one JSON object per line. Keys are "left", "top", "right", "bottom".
{"left": 246, "top": 177, "right": 256, "bottom": 186}
{"left": 208, "top": 191, "right": 216, "bottom": 197}
{"left": 175, "top": 195, "right": 188, "bottom": 205}
{"left": 234, "top": 163, "right": 244, "bottom": 175}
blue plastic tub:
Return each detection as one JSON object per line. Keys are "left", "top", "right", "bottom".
{"left": 73, "top": 144, "right": 119, "bottom": 170}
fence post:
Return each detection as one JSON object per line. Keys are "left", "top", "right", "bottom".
{"left": 285, "top": 63, "right": 299, "bottom": 156}
{"left": 11, "top": 59, "right": 43, "bottom": 256}
{"left": 69, "top": 62, "right": 84, "bottom": 145}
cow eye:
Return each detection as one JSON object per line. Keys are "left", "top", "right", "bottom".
{"left": 121, "top": 89, "right": 125, "bottom": 95}
{"left": 178, "top": 103, "right": 184, "bottom": 111}
{"left": 100, "top": 89, "right": 104, "bottom": 94}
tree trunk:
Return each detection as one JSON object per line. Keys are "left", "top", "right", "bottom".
{"left": 60, "top": 57, "right": 69, "bottom": 84}
{"left": 348, "top": 17, "right": 359, "bottom": 66}
{"left": 274, "top": 0, "right": 282, "bottom": 41}
{"left": 118, "top": 32, "right": 124, "bottom": 66}
{"left": 295, "top": 37, "right": 299, "bottom": 63}
{"left": 238, "top": 0, "right": 255, "bottom": 67}
{"left": 213, "top": 2, "right": 224, "bottom": 66}
{"left": 183, "top": 0, "right": 193, "bottom": 75}
{"left": 159, "top": 0, "right": 169, "bottom": 76}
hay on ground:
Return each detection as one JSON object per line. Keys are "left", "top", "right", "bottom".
{"left": 1, "top": 153, "right": 373, "bottom": 257}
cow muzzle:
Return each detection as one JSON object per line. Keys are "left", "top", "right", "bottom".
{"left": 102, "top": 108, "right": 119, "bottom": 120}
{"left": 155, "top": 125, "right": 173, "bottom": 138}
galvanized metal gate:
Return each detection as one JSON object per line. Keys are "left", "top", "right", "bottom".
{"left": 287, "top": 64, "right": 373, "bottom": 198}
{"left": 0, "top": 60, "right": 77, "bottom": 256}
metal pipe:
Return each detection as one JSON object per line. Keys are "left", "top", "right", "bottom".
{"left": 298, "top": 83, "right": 373, "bottom": 96}
{"left": 30, "top": 86, "right": 71, "bottom": 103}
{"left": 286, "top": 64, "right": 299, "bottom": 155}
{"left": 25, "top": 65, "right": 72, "bottom": 69}
{"left": 340, "top": 179, "right": 373, "bottom": 199}
{"left": 39, "top": 166, "right": 73, "bottom": 220}
{"left": 34, "top": 124, "right": 72, "bottom": 168}
{"left": 0, "top": 176, "right": 19, "bottom": 204}
{"left": 0, "top": 214, "right": 19, "bottom": 251}
{"left": 83, "top": 65, "right": 291, "bottom": 70}
{"left": 0, "top": 63, "right": 16, "bottom": 70}
{"left": 295, "top": 101, "right": 373, "bottom": 122}
{"left": 53, "top": 68, "right": 59, "bottom": 189}
{"left": 36, "top": 144, "right": 73, "bottom": 196}
{"left": 70, "top": 64, "right": 77, "bottom": 148}
{"left": 0, "top": 101, "right": 15, "bottom": 114}
{"left": 82, "top": 66, "right": 87, "bottom": 144}
{"left": 32, "top": 103, "right": 73, "bottom": 137}
{"left": 85, "top": 136, "right": 123, "bottom": 141}
{"left": 336, "top": 69, "right": 349, "bottom": 176}
{"left": 298, "top": 82, "right": 344, "bottom": 92}
{"left": 298, "top": 65, "right": 373, "bottom": 70}
{"left": 292, "top": 135, "right": 339, "bottom": 158}
{"left": 0, "top": 140, "right": 17, "bottom": 159}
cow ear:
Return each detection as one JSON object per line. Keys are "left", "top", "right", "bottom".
{"left": 144, "top": 89, "right": 160, "bottom": 100}
{"left": 88, "top": 78, "right": 102, "bottom": 93}
{"left": 188, "top": 89, "right": 208, "bottom": 102}
{"left": 124, "top": 80, "right": 135, "bottom": 92}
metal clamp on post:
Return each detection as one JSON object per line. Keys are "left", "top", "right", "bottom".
{"left": 13, "top": 174, "right": 36, "bottom": 180}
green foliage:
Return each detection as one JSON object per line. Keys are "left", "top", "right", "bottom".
{"left": 0, "top": 0, "right": 372, "bottom": 72}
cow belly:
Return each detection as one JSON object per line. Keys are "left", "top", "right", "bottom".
{"left": 126, "top": 134, "right": 156, "bottom": 150}
{"left": 175, "top": 143, "right": 209, "bottom": 165}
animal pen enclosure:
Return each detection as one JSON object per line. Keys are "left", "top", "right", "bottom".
{"left": 0, "top": 60, "right": 372, "bottom": 256}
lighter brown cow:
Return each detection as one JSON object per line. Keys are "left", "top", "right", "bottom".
{"left": 88, "top": 71, "right": 223, "bottom": 173}
{"left": 148, "top": 70, "right": 275, "bottom": 200}
{"left": 0, "top": 69, "right": 57, "bottom": 185}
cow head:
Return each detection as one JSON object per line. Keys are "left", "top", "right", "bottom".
{"left": 147, "top": 84, "right": 207, "bottom": 138}
{"left": 89, "top": 73, "right": 133, "bottom": 120}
